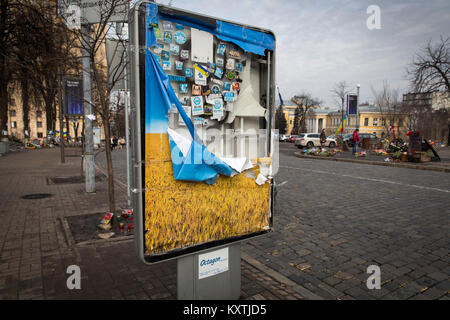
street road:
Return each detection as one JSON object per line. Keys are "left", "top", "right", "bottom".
{"left": 98, "top": 143, "right": 450, "bottom": 299}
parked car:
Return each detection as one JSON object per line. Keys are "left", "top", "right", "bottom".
{"left": 343, "top": 132, "right": 379, "bottom": 147}
{"left": 294, "top": 133, "right": 337, "bottom": 149}
{"left": 279, "top": 134, "right": 289, "bottom": 142}
{"left": 288, "top": 135, "right": 298, "bottom": 143}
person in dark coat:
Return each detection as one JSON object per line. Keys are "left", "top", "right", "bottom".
{"left": 352, "top": 129, "right": 360, "bottom": 154}
{"left": 320, "top": 129, "right": 327, "bottom": 150}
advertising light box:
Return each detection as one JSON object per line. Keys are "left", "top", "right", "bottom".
{"left": 64, "top": 77, "right": 83, "bottom": 116}
{"left": 130, "top": 2, "right": 276, "bottom": 264}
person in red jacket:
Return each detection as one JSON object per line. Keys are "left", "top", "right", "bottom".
{"left": 352, "top": 129, "right": 360, "bottom": 154}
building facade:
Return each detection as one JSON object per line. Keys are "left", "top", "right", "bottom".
{"left": 280, "top": 105, "right": 297, "bottom": 135}
{"left": 305, "top": 105, "right": 408, "bottom": 139}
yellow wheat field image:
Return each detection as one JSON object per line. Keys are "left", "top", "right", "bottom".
{"left": 145, "top": 133, "right": 271, "bottom": 255}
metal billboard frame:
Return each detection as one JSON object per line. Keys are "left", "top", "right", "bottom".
{"left": 130, "top": 1, "right": 277, "bottom": 265}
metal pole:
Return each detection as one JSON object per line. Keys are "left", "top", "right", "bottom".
{"left": 82, "top": 24, "right": 95, "bottom": 193}
{"left": 356, "top": 85, "right": 360, "bottom": 129}
{"left": 124, "top": 48, "right": 131, "bottom": 207}
{"left": 58, "top": 68, "right": 65, "bottom": 163}
{"left": 266, "top": 51, "right": 271, "bottom": 156}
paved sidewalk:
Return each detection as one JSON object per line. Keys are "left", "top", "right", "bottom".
{"left": 0, "top": 148, "right": 309, "bottom": 300}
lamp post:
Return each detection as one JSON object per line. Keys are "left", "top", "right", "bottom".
{"left": 356, "top": 84, "right": 361, "bottom": 129}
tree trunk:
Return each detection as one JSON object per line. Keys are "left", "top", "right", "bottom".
{"left": 44, "top": 94, "right": 55, "bottom": 132}
{"left": 21, "top": 78, "right": 30, "bottom": 138}
{"left": 103, "top": 118, "right": 116, "bottom": 214}
{"left": 0, "top": 81, "right": 7, "bottom": 136}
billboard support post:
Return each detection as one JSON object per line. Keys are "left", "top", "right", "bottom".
{"left": 82, "top": 23, "right": 95, "bottom": 193}
{"left": 124, "top": 49, "right": 131, "bottom": 207}
{"left": 177, "top": 242, "right": 241, "bottom": 300}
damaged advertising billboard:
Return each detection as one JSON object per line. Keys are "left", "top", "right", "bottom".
{"left": 130, "top": 1, "right": 277, "bottom": 264}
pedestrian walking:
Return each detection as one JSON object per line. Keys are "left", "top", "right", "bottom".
{"left": 320, "top": 129, "right": 326, "bottom": 150}
{"left": 352, "top": 128, "right": 360, "bottom": 154}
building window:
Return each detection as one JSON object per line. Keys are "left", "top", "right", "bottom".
{"left": 11, "top": 121, "right": 17, "bottom": 128}
{"left": 9, "top": 97, "right": 15, "bottom": 106}
{"left": 37, "top": 132, "right": 43, "bottom": 138}
{"left": 398, "top": 119, "right": 403, "bottom": 127}
{"left": 290, "top": 120, "right": 292, "bottom": 125}
{"left": 37, "top": 111, "right": 42, "bottom": 118}
{"left": 364, "top": 118, "right": 369, "bottom": 126}
{"left": 373, "top": 118, "right": 378, "bottom": 126}
{"left": 381, "top": 118, "right": 386, "bottom": 126}
{"left": 37, "top": 121, "right": 43, "bottom": 128}
{"left": 9, "top": 109, "right": 16, "bottom": 117}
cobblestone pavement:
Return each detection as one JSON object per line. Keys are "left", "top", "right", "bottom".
{"left": 99, "top": 144, "right": 450, "bottom": 300}
{"left": 0, "top": 148, "right": 305, "bottom": 300}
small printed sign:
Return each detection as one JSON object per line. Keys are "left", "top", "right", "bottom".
{"left": 217, "top": 42, "right": 226, "bottom": 56}
{"left": 192, "top": 84, "right": 202, "bottom": 96}
{"left": 235, "top": 63, "right": 243, "bottom": 73}
{"left": 212, "top": 99, "right": 224, "bottom": 119}
{"left": 179, "top": 83, "right": 188, "bottom": 94}
{"left": 162, "top": 61, "right": 171, "bottom": 70}
{"left": 174, "top": 23, "right": 184, "bottom": 30}
{"left": 153, "top": 26, "right": 162, "bottom": 40}
{"left": 161, "top": 50, "right": 170, "bottom": 60}
{"left": 198, "top": 247, "right": 229, "bottom": 280}
{"left": 180, "top": 50, "right": 189, "bottom": 60}
{"left": 226, "top": 58, "right": 235, "bottom": 70}
{"left": 224, "top": 82, "right": 231, "bottom": 91}
{"left": 179, "top": 106, "right": 191, "bottom": 125}
{"left": 216, "top": 57, "right": 224, "bottom": 68}
{"left": 210, "top": 85, "right": 221, "bottom": 95}
{"left": 162, "top": 21, "right": 173, "bottom": 31}
{"left": 191, "top": 96, "right": 204, "bottom": 115}
{"left": 175, "top": 61, "right": 184, "bottom": 71}
{"left": 228, "top": 44, "right": 241, "bottom": 59}
{"left": 168, "top": 75, "right": 186, "bottom": 82}
{"left": 185, "top": 68, "right": 194, "bottom": 78}
{"left": 223, "top": 91, "right": 235, "bottom": 102}
{"left": 174, "top": 31, "right": 187, "bottom": 45}
{"left": 152, "top": 43, "right": 164, "bottom": 55}
{"left": 164, "top": 31, "right": 172, "bottom": 43}
{"left": 195, "top": 69, "right": 208, "bottom": 86}
{"left": 170, "top": 43, "right": 180, "bottom": 55}
{"left": 214, "top": 67, "right": 224, "bottom": 79}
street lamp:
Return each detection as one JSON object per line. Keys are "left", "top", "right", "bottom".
{"left": 356, "top": 84, "right": 361, "bottom": 129}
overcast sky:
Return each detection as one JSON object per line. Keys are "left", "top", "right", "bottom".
{"left": 152, "top": 0, "right": 450, "bottom": 109}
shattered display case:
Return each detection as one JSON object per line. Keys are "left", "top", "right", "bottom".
{"left": 130, "top": 1, "right": 276, "bottom": 264}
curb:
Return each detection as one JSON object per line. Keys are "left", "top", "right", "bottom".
{"left": 60, "top": 215, "right": 134, "bottom": 248}
{"left": 241, "top": 252, "right": 324, "bottom": 300}
{"left": 294, "top": 152, "right": 450, "bottom": 173}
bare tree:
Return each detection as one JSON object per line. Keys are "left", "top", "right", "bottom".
{"left": 70, "top": 0, "right": 129, "bottom": 215}
{"left": 0, "top": 0, "right": 17, "bottom": 137}
{"left": 407, "top": 36, "right": 450, "bottom": 93}
{"left": 407, "top": 36, "right": 450, "bottom": 143}
{"left": 371, "top": 81, "right": 403, "bottom": 139}
{"left": 291, "top": 93, "right": 321, "bottom": 133}
{"left": 331, "top": 81, "right": 351, "bottom": 120}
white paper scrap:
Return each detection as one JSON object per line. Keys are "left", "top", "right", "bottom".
{"left": 255, "top": 173, "right": 268, "bottom": 186}
{"left": 221, "top": 157, "right": 253, "bottom": 173}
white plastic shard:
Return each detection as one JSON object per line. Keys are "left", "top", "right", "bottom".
{"left": 226, "top": 55, "right": 266, "bottom": 124}
{"left": 191, "top": 28, "right": 214, "bottom": 64}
